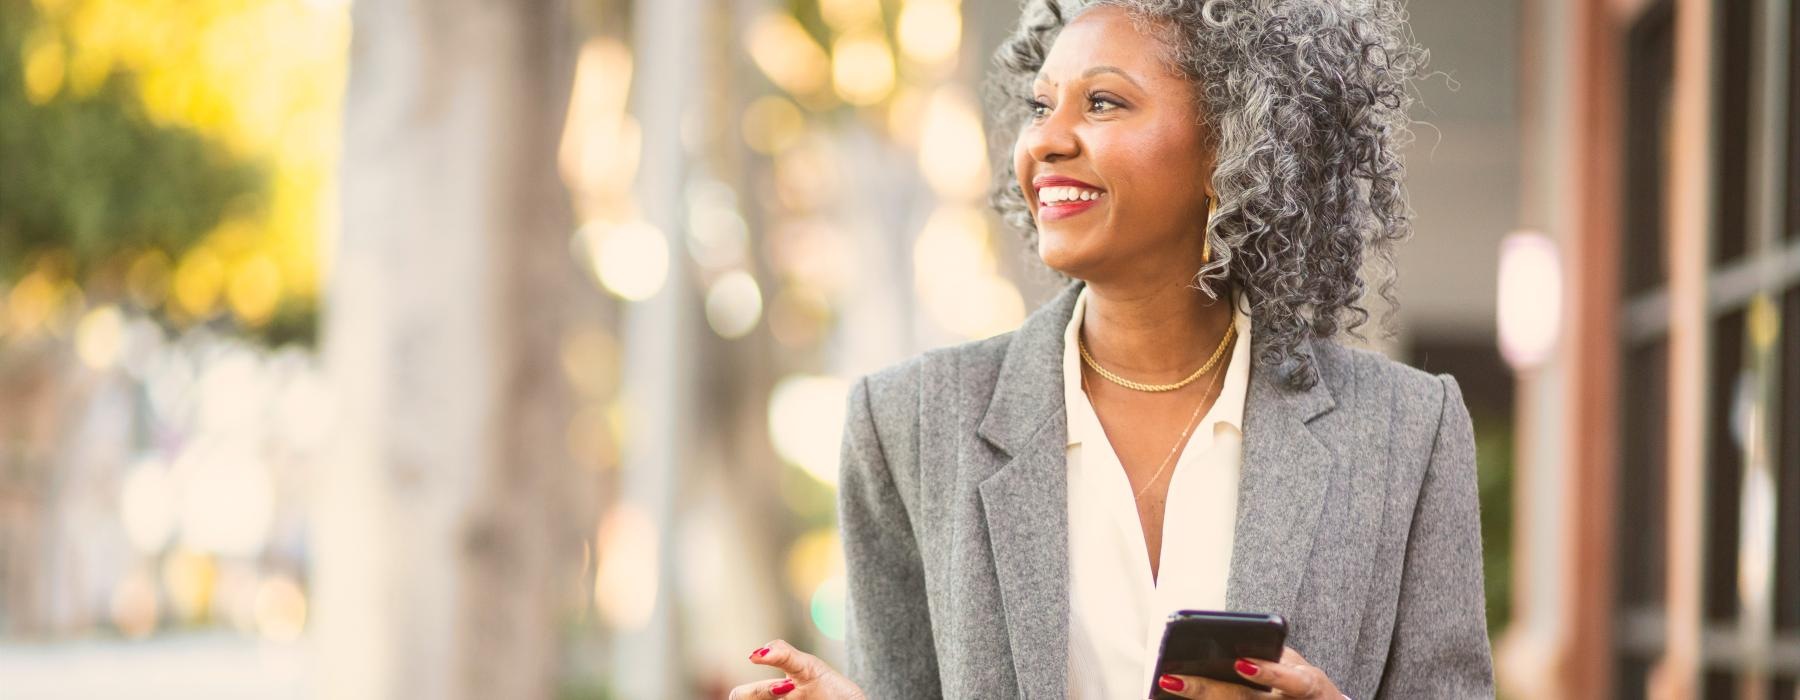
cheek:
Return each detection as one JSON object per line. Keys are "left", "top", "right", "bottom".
{"left": 1095, "top": 123, "right": 1210, "bottom": 211}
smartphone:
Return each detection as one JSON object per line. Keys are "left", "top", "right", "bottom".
{"left": 1148, "top": 609, "right": 1287, "bottom": 697}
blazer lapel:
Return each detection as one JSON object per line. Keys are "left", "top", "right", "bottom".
{"left": 973, "top": 280, "right": 1082, "bottom": 700}
{"left": 1224, "top": 332, "right": 1339, "bottom": 617}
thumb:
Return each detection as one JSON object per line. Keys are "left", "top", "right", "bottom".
{"left": 750, "top": 639, "right": 829, "bottom": 683}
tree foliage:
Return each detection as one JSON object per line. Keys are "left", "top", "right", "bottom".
{"left": 0, "top": 0, "right": 263, "bottom": 282}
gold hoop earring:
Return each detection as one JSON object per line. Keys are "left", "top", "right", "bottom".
{"left": 1203, "top": 194, "right": 1217, "bottom": 264}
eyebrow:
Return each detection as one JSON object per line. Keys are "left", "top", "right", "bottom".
{"left": 1034, "top": 65, "right": 1144, "bottom": 90}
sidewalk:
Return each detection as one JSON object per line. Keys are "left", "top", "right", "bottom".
{"left": 0, "top": 632, "right": 308, "bottom": 699}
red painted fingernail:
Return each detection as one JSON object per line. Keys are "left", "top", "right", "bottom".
{"left": 1235, "top": 659, "right": 1260, "bottom": 676}
{"left": 1158, "top": 674, "right": 1185, "bottom": 691}
{"left": 771, "top": 678, "right": 796, "bottom": 695}
{"left": 750, "top": 646, "right": 769, "bottom": 659}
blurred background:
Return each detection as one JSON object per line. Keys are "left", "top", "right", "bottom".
{"left": 0, "top": 0, "right": 1793, "bottom": 698}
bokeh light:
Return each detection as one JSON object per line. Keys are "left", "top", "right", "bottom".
{"left": 766, "top": 284, "right": 834, "bottom": 349}
{"left": 7, "top": 266, "right": 63, "bottom": 337}
{"left": 741, "top": 95, "right": 805, "bottom": 154}
{"left": 119, "top": 456, "right": 178, "bottom": 554}
{"left": 581, "top": 219, "right": 671, "bottom": 302}
{"left": 173, "top": 438, "right": 275, "bottom": 558}
{"left": 74, "top": 305, "right": 125, "bottom": 369}
{"left": 225, "top": 254, "right": 283, "bottom": 327}
{"left": 898, "top": 0, "right": 962, "bottom": 68}
{"left": 686, "top": 181, "right": 751, "bottom": 271}
{"left": 747, "top": 13, "right": 830, "bottom": 101}
{"left": 819, "top": 0, "right": 882, "bottom": 33}
{"left": 912, "top": 205, "right": 1026, "bottom": 339}
{"left": 705, "top": 271, "right": 765, "bottom": 340}
{"left": 161, "top": 548, "right": 219, "bottom": 623}
{"left": 809, "top": 575, "right": 847, "bottom": 640}
{"left": 767, "top": 374, "right": 850, "bottom": 486}
{"left": 1495, "top": 231, "right": 1562, "bottom": 370}
{"left": 561, "top": 37, "right": 640, "bottom": 208}
{"left": 108, "top": 569, "right": 161, "bottom": 640}
{"left": 594, "top": 503, "right": 659, "bottom": 630}
{"left": 773, "top": 138, "right": 840, "bottom": 211}
{"left": 172, "top": 247, "right": 226, "bottom": 320}
{"left": 831, "top": 31, "right": 896, "bottom": 106}
{"left": 22, "top": 26, "right": 65, "bottom": 105}
{"left": 785, "top": 528, "right": 845, "bottom": 602}
{"left": 252, "top": 575, "right": 308, "bottom": 642}
{"left": 560, "top": 324, "right": 621, "bottom": 399}
{"left": 918, "top": 87, "right": 989, "bottom": 199}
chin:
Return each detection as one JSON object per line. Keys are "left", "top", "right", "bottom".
{"left": 1035, "top": 234, "right": 1093, "bottom": 278}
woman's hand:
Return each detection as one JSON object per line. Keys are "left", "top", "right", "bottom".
{"left": 726, "top": 639, "right": 868, "bottom": 700}
{"left": 1154, "top": 646, "right": 1349, "bottom": 699}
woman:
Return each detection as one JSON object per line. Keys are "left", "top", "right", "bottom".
{"left": 730, "top": 0, "right": 1493, "bottom": 698}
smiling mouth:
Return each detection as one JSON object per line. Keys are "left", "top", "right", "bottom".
{"left": 1036, "top": 185, "right": 1106, "bottom": 204}
{"left": 1036, "top": 187, "right": 1107, "bottom": 221}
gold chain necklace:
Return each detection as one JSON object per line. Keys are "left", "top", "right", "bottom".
{"left": 1082, "top": 346, "right": 1229, "bottom": 501}
{"left": 1078, "top": 309, "right": 1236, "bottom": 392}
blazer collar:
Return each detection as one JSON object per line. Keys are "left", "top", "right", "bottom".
{"left": 973, "top": 278, "right": 1341, "bottom": 699}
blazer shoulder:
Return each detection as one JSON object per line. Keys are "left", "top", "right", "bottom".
{"left": 858, "top": 331, "right": 1014, "bottom": 405}
{"left": 855, "top": 330, "right": 1016, "bottom": 434}
{"left": 1328, "top": 341, "right": 1467, "bottom": 433}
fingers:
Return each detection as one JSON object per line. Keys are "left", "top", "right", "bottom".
{"left": 1233, "top": 649, "right": 1328, "bottom": 698}
{"left": 1155, "top": 673, "right": 1249, "bottom": 698}
{"left": 749, "top": 639, "right": 826, "bottom": 683}
{"left": 1155, "top": 673, "right": 1203, "bottom": 698}
{"left": 726, "top": 677, "right": 796, "bottom": 699}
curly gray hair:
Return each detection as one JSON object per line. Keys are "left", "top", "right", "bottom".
{"left": 985, "top": 0, "right": 1430, "bottom": 391}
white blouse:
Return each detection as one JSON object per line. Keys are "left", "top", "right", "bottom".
{"left": 1063, "top": 284, "right": 1255, "bottom": 699}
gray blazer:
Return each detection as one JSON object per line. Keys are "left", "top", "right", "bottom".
{"left": 835, "top": 279, "right": 1495, "bottom": 699}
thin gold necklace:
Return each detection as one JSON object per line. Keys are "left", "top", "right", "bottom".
{"left": 1078, "top": 307, "right": 1236, "bottom": 392}
{"left": 1082, "top": 342, "right": 1230, "bottom": 501}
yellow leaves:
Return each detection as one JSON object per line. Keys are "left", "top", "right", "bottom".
{"left": 172, "top": 246, "right": 226, "bottom": 319}
{"left": 22, "top": 27, "right": 65, "bottom": 105}
{"left": 226, "top": 254, "right": 282, "bottom": 327}
{"left": 169, "top": 221, "right": 294, "bottom": 328}
{"left": 7, "top": 267, "right": 63, "bottom": 334}
{"left": 30, "top": 0, "right": 349, "bottom": 326}
{"left": 4, "top": 254, "right": 84, "bottom": 338}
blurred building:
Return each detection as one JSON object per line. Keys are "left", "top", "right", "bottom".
{"left": 1499, "top": 0, "right": 1800, "bottom": 698}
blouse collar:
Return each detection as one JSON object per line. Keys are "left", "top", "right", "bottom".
{"left": 1061, "top": 283, "right": 1255, "bottom": 449}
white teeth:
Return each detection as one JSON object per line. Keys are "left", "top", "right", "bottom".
{"left": 1038, "top": 186, "right": 1105, "bottom": 204}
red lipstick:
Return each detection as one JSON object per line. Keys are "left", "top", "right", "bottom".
{"left": 1031, "top": 175, "right": 1102, "bottom": 189}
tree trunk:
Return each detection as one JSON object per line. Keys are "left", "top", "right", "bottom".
{"left": 316, "top": 0, "right": 583, "bottom": 698}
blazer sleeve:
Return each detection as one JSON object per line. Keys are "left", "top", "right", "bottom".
{"left": 1376, "top": 373, "right": 1497, "bottom": 698}
{"left": 837, "top": 375, "right": 943, "bottom": 698}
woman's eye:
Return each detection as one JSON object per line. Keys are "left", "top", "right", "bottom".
{"left": 1026, "top": 98, "right": 1050, "bottom": 119}
{"left": 1089, "top": 96, "right": 1120, "bottom": 113}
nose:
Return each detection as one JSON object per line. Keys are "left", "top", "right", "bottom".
{"left": 1021, "top": 104, "right": 1080, "bottom": 164}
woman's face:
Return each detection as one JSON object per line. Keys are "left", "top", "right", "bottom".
{"left": 1013, "top": 5, "right": 1216, "bottom": 283}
